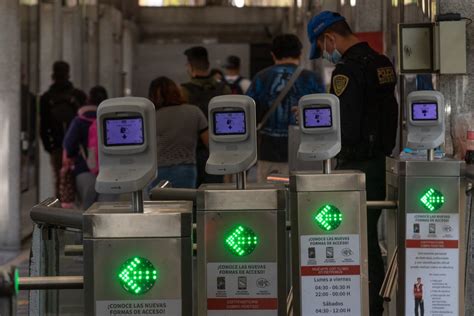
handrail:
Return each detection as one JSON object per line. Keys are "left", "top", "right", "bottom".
{"left": 30, "top": 198, "right": 83, "bottom": 230}
{"left": 367, "top": 200, "right": 398, "bottom": 209}
{"left": 150, "top": 188, "right": 197, "bottom": 202}
{"left": 18, "top": 276, "right": 83, "bottom": 290}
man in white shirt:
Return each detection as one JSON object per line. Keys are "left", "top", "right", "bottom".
{"left": 223, "top": 55, "right": 251, "bottom": 94}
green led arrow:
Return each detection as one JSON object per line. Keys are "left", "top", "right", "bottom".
{"left": 14, "top": 268, "right": 19, "bottom": 295}
{"left": 225, "top": 225, "right": 259, "bottom": 256}
{"left": 420, "top": 188, "right": 445, "bottom": 212}
{"left": 118, "top": 257, "right": 157, "bottom": 295}
{"left": 314, "top": 204, "right": 343, "bottom": 231}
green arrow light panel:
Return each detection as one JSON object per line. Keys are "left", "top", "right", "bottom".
{"left": 118, "top": 257, "right": 157, "bottom": 295}
{"left": 225, "top": 225, "right": 259, "bottom": 256}
{"left": 314, "top": 204, "right": 343, "bottom": 231}
{"left": 420, "top": 188, "right": 445, "bottom": 212}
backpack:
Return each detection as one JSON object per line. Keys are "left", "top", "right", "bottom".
{"left": 181, "top": 80, "right": 228, "bottom": 114}
{"left": 49, "top": 89, "right": 77, "bottom": 131}
{"left": 228, "top": 77, "right": 244, "bottom": 95}
{"left": 79, "top": 116, "right": 99, "bottom": 175}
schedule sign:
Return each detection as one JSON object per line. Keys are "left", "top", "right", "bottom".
{"left": 300, "top": 234, "right": 361, "bottom": 316}
{"left": 405, "top": 213, "right": 459, "bottom": 316}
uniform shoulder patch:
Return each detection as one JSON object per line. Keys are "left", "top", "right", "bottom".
{"left": 377, "top": 67, "right": 396, "bottom": 84}
{"left": 332, "top": 75, "right": 349, "bottom": 96}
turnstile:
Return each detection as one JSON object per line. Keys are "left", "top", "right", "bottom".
{"left": 290, "top": 171, "right": 369, "bottom": 316}
{"left": 196, "top": 185, "right": 287, "bottom": 315}
{"left": 386, "top": 157, "right": 466, "bottom": 316}
{"left": 84, "top": 201, "right": 193, "bottom": 316}
{"left": 465, "top": 166, "right": 474, "bottom": 314}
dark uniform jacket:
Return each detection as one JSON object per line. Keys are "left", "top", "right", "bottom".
{"left": 330, "top": 42, "right": 398, "bottom": 160}
{"left": 330, "top": 43, "right": 399, "bottom": 316}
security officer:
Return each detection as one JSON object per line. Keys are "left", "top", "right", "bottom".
{"left": 307, "top": 11, "right": 398, "bottom": 316}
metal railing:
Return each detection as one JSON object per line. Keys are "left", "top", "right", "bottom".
{"left": 151, "top": 187, "right": 398, "bottom": 209}
{"left": 19, "top": 276, "right": 83, "bottom": 290}
{"left": 30, "top": 200, "right": 83, "bottom": 230}
{"left": 28, "top": 198, "right": 84, "bottom": 316}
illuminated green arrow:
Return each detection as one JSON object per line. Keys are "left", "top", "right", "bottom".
{"left": 118, "top": 257, "right": 157, "bottom": 295}
{"left": 225, "top": 225, "right": 258, "bottom": 256}
{"left": 314, "top": 204, "right": 343, "bottom": 231}
{"left": 420, "top": 188, "right": 445, "bottom": 212}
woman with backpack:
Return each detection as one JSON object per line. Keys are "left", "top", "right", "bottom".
{"left": 62, "top": 86, "right": 108, "bottom": 209}
{"left": 147, "top": 76, "right": 209, "bottom": 191}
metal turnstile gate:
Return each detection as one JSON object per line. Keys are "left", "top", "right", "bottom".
{"left": 197, "top": 186, "right": 287, "bottom": 315}
{"left": 386, "top": 158, "right": 466, "bottom": 316}
{"left": 84, "top": 201, "right": 193, "bottom": 316}
{"left": 290, "top": 171, "right": 369, "bottom": 316}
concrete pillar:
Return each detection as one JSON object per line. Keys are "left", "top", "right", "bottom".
{"left": 353, "top": 0, "right": 383, "bottom": 33}
{"left": 63, "top": 7, "right": 84, "bottom": 86}
{"left": 81, "top": 4, "right": 100, "bottom": 92}
{"left": 438, "top": 0, "right": 474, "bottom": 158}
{"left": 53, "top": 0, "right": 63, "bottom": 60}
{"left": 39, "top": 3, "right": 56, "bottom": 201}
{"left": 99, "top": 5, "right": 124, "bottom": 98}
{"left": 123, "top": 21, "right": 138, "bottom": 96}
{"left": 0, "top": 0, "right": 21, "bottom": 249}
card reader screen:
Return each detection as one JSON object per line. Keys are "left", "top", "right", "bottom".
{"left": 303, "top": 107, "right": 332, "bottom": 128}
{"left": 103, "top": 117, "right": 144, "bottom": 146}
{"left": 412, "top": 102, "right": 438, "bottom": 121}
{"left": 213, "top": 111, "right": 246, "bottom": 135}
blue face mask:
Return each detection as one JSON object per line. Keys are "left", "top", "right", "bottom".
{"left": 322, "top": 36, "right": 342, "bottom": 64}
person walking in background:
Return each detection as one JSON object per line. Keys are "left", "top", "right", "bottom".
{"left": 148, "top": 76, "right": 209, "bottom": 190}
{"left": 62, "top": 86, "right": 108, "bottom": 209}
{"left": 246, "top": 34, "right": 324, "bottom": 182}
{"left": 40, "top": 61, "right": 78, "bottom": 197}
{"left": 181, "top": 46, "right": 230, "bottom": 186}
{"left": 210, "top": 68, "right": 225, "bottom": 83}
{"left": 223, "top": 55, "right": 251, "bottom": 94}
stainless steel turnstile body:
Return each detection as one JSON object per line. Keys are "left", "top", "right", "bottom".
{"left": 465, "top": 165, "right": 474, "bottom": 314}
{"left": 386, "top": 158, "right": 465, "bottom": 316}
{"left": 84, "top": 201, "right": 193, "bottom": 316}
{"left": 197, "top": 186, "right": 287, "bottom": 315}
{"left": 290, "top": 171, "right": 369, "bottom": 316}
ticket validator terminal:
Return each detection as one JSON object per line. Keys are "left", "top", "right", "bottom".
{"left": 386, "top": 91, "right": 466, "bottom": 315}
{"left": 197, "top": 95, "right": 287, "bottom": 315}
{"left": 290, "top": 94, "right": 369, "bottom": 316}
{"left": 84, "top": 97, "right": 193, "bottom": 315}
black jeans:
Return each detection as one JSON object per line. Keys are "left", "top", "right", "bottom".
{"left": 415, "top": 298, "right": 424, "bottom": 316}
{"left": 337, "top": 156, "right": 386, "bottom": 316}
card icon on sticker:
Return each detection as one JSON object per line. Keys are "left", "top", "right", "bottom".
{"left": 257, "top": 278, "right": 270, "bottom": 288}
{"left": 217, "top": 277, "right": 226, "bottom": 290}
{"left": 341, "top": 248, "right": 353, "bottom": 257}
{"left": 429, "top": 223, "right": 436, "bottom": 234}
{"left": 238, "top": 276, "right": 247, "bottom": 290}
{"left": 413, "top": 223, "right": 420, "bottom": 234}
{"left": 326, "top": 247, "right": 334, "bottom": 259}
{"left": 308, "top": 247, "right": 316, "bottom": 259}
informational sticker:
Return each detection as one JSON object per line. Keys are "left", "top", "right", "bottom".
{"left": 405, "top": 213, "right": 459, "bottom": 316}
{"left": 207, "top": 262, "right": 278, "bottom": 315}
{"left": 96, "top": 299, "right": 181, "bottom": 315}
{"left": 300, "top": 234, "right": 361, "bottom": 316}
